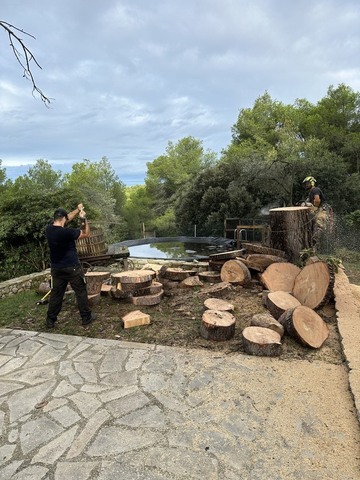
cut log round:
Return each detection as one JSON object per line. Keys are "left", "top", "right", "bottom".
{"left": 209, "top": 250, "right": 245, "bottom": 261}
{"left": 112, "top": 270, "right": 156, "bottom": 284}
{"left": 240, "top": 254, "right": 288, "bottom": 272}
{"left": 220, "top": 259, "right": 251, "bottom": 285}
{"left": 198, "top": 271, "right": 221, "bottom": 283}
{"left": 292, "top": 261, "right": 334, "bottom": 309}
{"left": 109, "top": 287, "right": 131, "bottom": 300}
{"left": 204, "top": 298, "right": 234, "bottom": 311}
{"left": 200, "top": 310, "right": 236, "bottom": 341}
{"left": 266, "top": 291, "right": 301, "bottom": 320}
{"left": 269, "top": 206, "right": 312, "bottom": 262}
{"left": 163, "top": 268, "right": 195, "bottom": 281}
{"left": 260, "top": 262, "right": 301, "bottom": 292}
{"left": 199, "top": 282, "right": 233, "bottom": 298}
{"left": 149, "top": 281, "right": 163, "bottom": 295}
{"left": 130, "top": 290, "right": 163, "bottom": 305}
{"left": 85, "top": 272, "right": 111, "bottom": 295}
{"left": 117, "top": 279, "right": 152, "bottom": 292}
{"left": 180, "top": 276, "right": 203, "bottom": 288}
{"left": 242, "top": 326, "right": 282, "bottom": 357}
{"left": 250, "top": 313, "right": 284, "bottom": 337}
{"left": 278, "top": 305, "right": 329, "bottom": 348}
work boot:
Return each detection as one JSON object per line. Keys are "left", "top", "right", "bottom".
{"left": 46, "top": 318, "right": 56, "bottom": 328}
{"left": 82, "top": 313, "right": 96, "bottom": 326}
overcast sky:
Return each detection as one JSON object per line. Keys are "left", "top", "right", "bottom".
{"left": 1, "top": 0, "right": 359, "bottom": 185}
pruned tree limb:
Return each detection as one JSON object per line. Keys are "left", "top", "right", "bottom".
{"left": 0, "top": 20, "right": 52, "bottom": 106}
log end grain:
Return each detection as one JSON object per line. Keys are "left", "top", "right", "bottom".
{"left": 266, "top": 291, "right": 301, "bottom": 320}
{"left": 220, "top": 259, "right": 251, "bottom": 285}
{"left": 242, "top": 326, "right": 282, "bottom": 357}
{"left": 200, "top": 310, "right": 236, "bottom": 341}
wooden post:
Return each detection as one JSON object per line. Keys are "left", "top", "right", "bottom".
{"left": 269, "top": 206, "right": 312, "bottom": 262}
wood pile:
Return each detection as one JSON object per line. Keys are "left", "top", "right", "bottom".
{"left": 110, "top": 269, "right": 163, "bottom": 305}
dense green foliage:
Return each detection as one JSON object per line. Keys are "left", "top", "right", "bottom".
{"left": 1, "top": 83, "right": 360, "bottom": 279}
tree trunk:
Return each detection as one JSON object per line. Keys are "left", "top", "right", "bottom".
{"left": 278, "top": 305, "right": 329, "bottom": 348}
{"left": 266, "top": 291, "right": 301, "bottom": 320}
{"left": 242, "top": 326, "right": 282, "bottom": 356}
{"left": 260, "top": 262, "right": 301, "bottom": 292}
{"left": 292, "top": 261, "right": 334, "bottom": 309}
{"left": 200, "top": 310, "right": 236, "bottom": 341}
{"left": 269, "top": 206, "right": 312, "bottom": 262}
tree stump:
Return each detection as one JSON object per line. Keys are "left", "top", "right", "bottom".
{"left": 292, "top": 261, "right": 334, "bottom": 309}
{"left": 204, "top": 298, "right": 234, "bottom": 311}
{"left": 220, "top": 259, "right": 251, "bottom": 285}
{"left": 278, "top": 305, "right": 329, "bottom": 348}
{"left": 266, "top": 291, "right": 301, "bottom": 319}
{"left": 85, "top": 272, "right": 111, "bottom": 295}
{"left": 242, "top": 326, "right": 282, "bottom": 356}
{"left": 269, "top": 206, "right": 312, "bottom": 262}
{"left": 260, "top": 262, "right": 301, "bottom": 292}
{"left": 200, "top": 310, "right": 236, "bottom": 341}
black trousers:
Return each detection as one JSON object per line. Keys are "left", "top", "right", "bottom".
{"left": 47, "top": 265, "right": 91, "bottom": 323}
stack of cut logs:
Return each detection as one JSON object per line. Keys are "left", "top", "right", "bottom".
{"left": 110, "top": 269, "right": 163, "bottom": 305}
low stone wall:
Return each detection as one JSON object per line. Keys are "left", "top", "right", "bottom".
{"left": 0, "top": 270, "right": 51, "bottom": 299}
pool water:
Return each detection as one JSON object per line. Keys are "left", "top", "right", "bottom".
{"left": 128, "top": 241, "right": 228, "bottom": 260}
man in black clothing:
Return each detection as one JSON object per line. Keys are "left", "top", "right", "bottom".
{"left": 46, "top": 203, "right": 94, "bottom": 328}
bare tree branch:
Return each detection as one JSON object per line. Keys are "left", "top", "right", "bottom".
{"left": 0, "top": 20, "right": 52, "bottom": 106}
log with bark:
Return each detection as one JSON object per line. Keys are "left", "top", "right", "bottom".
{"left": 250, "top": 313, "right": 284, "bottom": 337}
{"left": 85, "top": 272, "right": 111, "bottom": 295}
{"left": 242, "top": 326, "right": 282, "bottom": 357}
{"left": 265, "top": 291, "right": 301, "bottom": 320}
{"left": 278, "top": 305, "right": 329, "bottom": 348}
{"left": 198, "top": 271, "right": 222, "bottom": 283}
{"left": 239, "top": 254, "right": 288, "bottom": 272}
{"left": 269, "top": 206, "right": 312, "bottom": 262}
{"left": 130, "top": 290, "right": 164, "bottom": 306}
{"left": 200, "top": 310, "right": 236, "bottom": 341}
{"left": 220, "top": 259, "right": 251, "bottom": 285}
{"left": 162, "top": 268, "right": 195, "bottom": 281}
{"left": 292, "top": 261, "right": 334, "bottom": 309}
{"left": 241, "top": 242, "right": 286, "bottom": 258}
{"left": 260, "top": 262, "right": 301, "bottom": 292}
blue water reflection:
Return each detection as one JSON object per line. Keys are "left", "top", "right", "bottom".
{"left": 128, "top": 241, "right": 225, "bottom": 260}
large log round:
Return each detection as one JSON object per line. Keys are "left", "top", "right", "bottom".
{"left": 260, "top": 262, "right": 301, "bottom": 292}
{"left": 269, "top": 206, "right": 312, "bottom": 263}
{"left": 242, "top": 326, "right": 282, "bottom": 357}
{"left": 220, "top": 259, "right": 251, "bottom": 285}
{"left": 292, "top": 261, "right": 334, "bottom": 309}
{"left": 266, "top": 291, "right": 301, "bottom": 320}
{"left": 112, "top": 270, "right": 156, "bottom": 284}
{"left": 278, "top": 305, "right": 329, "bottom": 348}
{"left": 200, "top": 310, "right": 236, "bottom": 341}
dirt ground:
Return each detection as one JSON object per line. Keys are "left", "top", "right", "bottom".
{"left": 48, "top": 271, "right": 344, "bottom": 367}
